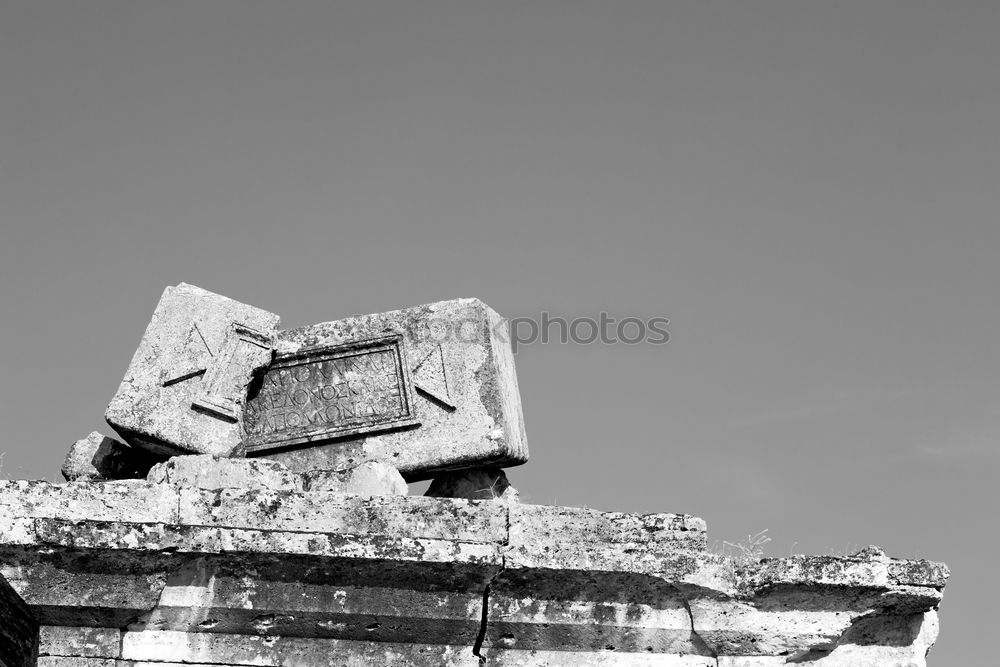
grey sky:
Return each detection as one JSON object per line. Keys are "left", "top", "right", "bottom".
{"left": 2, "top": 2, "right": 997, "bottom": 662}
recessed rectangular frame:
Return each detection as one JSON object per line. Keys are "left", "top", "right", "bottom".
{"left": 242, "top": 334, "right": 420, "bottom": 453}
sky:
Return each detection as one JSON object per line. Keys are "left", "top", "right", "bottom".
{"left": 1, "top": 1, "right": 998, "bottom": 662}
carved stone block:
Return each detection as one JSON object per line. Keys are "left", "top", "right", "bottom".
{"left": 249, "top": 298, "right": 527, "bottom": 480}
{"left": 105, "top": 283, "right": 280, "bottom": 457}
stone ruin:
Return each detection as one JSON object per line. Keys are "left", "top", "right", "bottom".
{"left": 1, "top": 284, "right": 948, "bottom": 666}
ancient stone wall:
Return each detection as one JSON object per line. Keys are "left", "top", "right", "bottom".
{"left": 0, "top": 466, "right": 947, "bottom": 666}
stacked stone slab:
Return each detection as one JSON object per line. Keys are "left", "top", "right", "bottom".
{"left": 0, "top": 284, "right": 950, "bottom": 665}
{"left": 0, "top": 476, "right": 946, "bottom": 666}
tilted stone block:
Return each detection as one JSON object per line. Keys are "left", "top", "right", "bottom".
{"left": 246, "top": 298, "right": 527, "bottom": 480}
{"left": 61, "top": 431, "right": 162, "bottom": 482}
{"left": 105, "top": 283, "right": 280, "bottom": 457}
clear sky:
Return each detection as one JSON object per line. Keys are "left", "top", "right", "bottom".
{"left": 1, "top": 2, "right": 997, "bottom": 662}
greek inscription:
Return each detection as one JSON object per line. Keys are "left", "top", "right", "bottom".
{"left": 243, "top": 336, "right": 419, "bottom": 452}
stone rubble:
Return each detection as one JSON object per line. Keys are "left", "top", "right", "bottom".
{"left": 60, "top": 431, "right": 161, "bottom": 482}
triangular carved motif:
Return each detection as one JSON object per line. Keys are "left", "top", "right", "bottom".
{"left": 412, "top": 344, "right": 456, "bottom": 410}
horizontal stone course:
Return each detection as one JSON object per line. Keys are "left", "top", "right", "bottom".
{"left": 145, "top": 455, "right": 302, "bottom": 492}
{"left": 39, "top": 627, "right": 121, "bottom": 659}
{"left": 742, "top": 553, "right": 950, "bottom": 594}
{"left": 36, "top": 655, "right": 716, "bottom": 667}
{"left": 0, "top": 480, "right": 179, "bottom": 525}
{"left": 117, "top": 631, "right": 718, "bottom": 666}
{"left": 0, "top": 479, "right": 947, "bottom": 665}
{"left": 177, "top": 488, "right": 510, "bottom": 542}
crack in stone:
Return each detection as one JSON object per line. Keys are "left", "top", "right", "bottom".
{"left": 675, "top": 587, "right": 718, "bottom": 662}
{"left": 472, "top": 579, "right": 492, "bottom": 665}
{"left": 473, "top": 506, "right": 510, "bottom": 666}
{"left": 114, "top": 559, "right": 180, "bottom": 659}
{"left": 472, "top": 565, "right": 506, "bottom": 666}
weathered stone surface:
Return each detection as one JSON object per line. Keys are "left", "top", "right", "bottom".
{"left": 426, "top": 466, "right": 519, "bottom": 501}
{"left": 796, "top": 609, "right": 939, "bottom": 667}
{"left": 0, "top": 570, "right": 37, "bottom": 667}
{"left": 712, "top": 610, "right": 940, "bottom": 666}
{"left": 507, "top": 504, "right": 710, "bottom": 571}
{"left": 250, "top": 298, "right": 527, "bottom": 480}
{"left": 118, "top": 631, "right": 717, "bottom": 665}
{"left": 178, "top": 489, "right": 507, "bottom": 542}
{"left": 740, "top": 551, "right": 950, "bottom": 594}
{"left": 303, "top": 461, "right": 408, "bottom": 496}
{"left": 38, "top": 626, "right": 120, "bottom": 658}
{"left": 146, "top": 455, "right": 302, "bottom": 491}
{"left": 61, "top": 431, "right": 162, "bottom": 482}
{"left": 0, "top": 479, "right": 946, "bottom": 665}
{"left": 0, "top": 479, "right": 179, "bottom": 524}
{"left": 105, "top": 283, "right": 280, "bottom": 458}
{"left": 36, "top": 649, "right": 712, "bottom": 667}
{"left": 689, "top": 549, "right": 948, "bottom": 661}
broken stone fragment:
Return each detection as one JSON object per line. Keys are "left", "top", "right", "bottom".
{"left": 425, "top": 466, "right": 519, "bottom": 502}
{"left": 249, "top": 298, "right": 527, "bottom": 480}
{"left": 146, "top": 455, "right": 302, "bottom": 491}
{"left": 302, "top": 461, "right": 408, "bottom": 496}
{"left": 851, "top": 545, "right": 887, "bottom": 559}
{"left": 105, "top": 283, "right": 280, "bottom": 458}
{"left": 61, "top": 431, "right": 162, "bottom": 482}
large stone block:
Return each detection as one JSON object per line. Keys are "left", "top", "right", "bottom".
{"left": 105, "top": 283, "right": 280, "bottom": 457}
{"left": 247, "top": 298, "right": 527, "bottom": 480}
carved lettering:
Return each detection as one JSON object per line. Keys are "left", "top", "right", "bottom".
{"left": 243, "top": 335, "right": 419, "bottom": 452}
